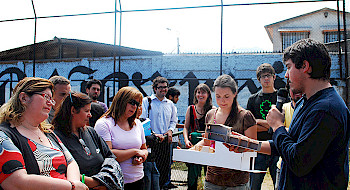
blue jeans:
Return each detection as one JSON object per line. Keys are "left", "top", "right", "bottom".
{"left": 144, "top": 162, "right": 160, "bottom": 190}
{"left": 250, "top": 153, "right": 279, "bottom": 190}
{"left": 204, "top": 181, "right": 249, "bottom": 190}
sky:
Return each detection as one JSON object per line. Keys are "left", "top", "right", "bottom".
{"left": 0, "top": 0, "right": 348, "bottom": 53}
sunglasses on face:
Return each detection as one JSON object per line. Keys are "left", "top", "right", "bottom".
{"left": 79, "top": 138, "right": 91, "bottom": 156}
{"left": 156, "top": 86, "right": 168, "bottom": 90}
{"left": 128, "top": 99, "right": 140, "bottom": 107}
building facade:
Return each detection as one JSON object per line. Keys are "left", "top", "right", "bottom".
{"left": 265, "top": 8, "right": 350, "bottom": 52}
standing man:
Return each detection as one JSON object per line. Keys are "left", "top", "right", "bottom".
{"left": 275, "top": 83, "right": 302, "bottom": 189}
{"left": 86, "top": 79, "right": 108, "bottom": 112}
{"left": 141, "top": 76, "right": 178, "bottom": 189}
{"left": 247, "top": 63, "right": 279, "bottom": 190}
{"left": 166, "top": 87, "right": 182, "bottom": 189}
{"left": 263, "top": 38, "right": 350, "bottom": 189}
{"left": 48, "top": 76, "right": 71, "bottom": 123}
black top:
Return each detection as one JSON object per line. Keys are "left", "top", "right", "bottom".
{"left": 54, "top": 126, "right": 115, "bottom": 176}
{"left": 189, "top": 105, "right": 206, "bottom": 132}
{"left": 246, "top": 90, "right": 277, "bottom": 141}
{"left": 90, "top": 102, "right": 105, "bottom": 127}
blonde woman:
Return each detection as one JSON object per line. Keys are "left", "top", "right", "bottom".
{"left": 0, "top": 77, "right": 87, "bottom": 190}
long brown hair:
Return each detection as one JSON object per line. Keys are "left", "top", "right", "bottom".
{"left": 0, "top": 77, "right": 54, "bottom": 132}
{"left": 52, "top": 92, "right": 92, "bottom": 136}
{"left": 102, "top": 87, "right": 143, "bottom": 128}
{"left": 213, "top": 75, "right": 239, "bottom": 126}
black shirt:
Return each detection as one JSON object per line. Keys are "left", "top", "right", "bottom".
{"left": 246, "top": 90, "right": 277, "bottom": 141}
{"left": 54, "top": 126, "right": 115, "bottom": 176}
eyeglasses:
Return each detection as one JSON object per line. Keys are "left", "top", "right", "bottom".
{"left": 260, "top": 74, "right": 273, "bottom": 79}
{"left": 79, "top": 139, "right": 91, "bottom": 156}
{"left": 33, "top": 92, "right": 56, "bottom": 106}
{"left": 156, "top": 86, "right": 168, "bottom": 90}
{"left": 128, "top": 99, "right": 140, "bottom": 107}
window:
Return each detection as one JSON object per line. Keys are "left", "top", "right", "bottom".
{"left": 281, "top": 32, "right": 309, "bottom": 50}
{"left": 324, "top": 31, "right": 345, "bottom": 43}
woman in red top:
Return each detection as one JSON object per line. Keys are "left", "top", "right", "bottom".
{"left": 183, "top": 83, "right": 214, "bottom": 189}
{"left": 0, "top": 77, "right": 87, "bottom": 190}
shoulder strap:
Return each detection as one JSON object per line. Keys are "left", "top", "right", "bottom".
{"left": 0, "top": 122, "right": 40, "bottom": 175}
{"left": 190, "top": 105, "right": 199, "bottom": 132}
{"left": 147, "top": 96, "right": 152, "bottom": 118}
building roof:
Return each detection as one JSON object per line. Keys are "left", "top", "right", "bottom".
{"left": 264, "top": 7, "right": 346, "bottom": 42}
{"left": 0, "top": 37, "right": 163, "bottom": 61}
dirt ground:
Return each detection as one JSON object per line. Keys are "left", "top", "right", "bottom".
{"left": 261, "top": 174, "right": 274, "bottom": 190}
{"left": 171, "top": 164, "right": 350, "bottom": 190}
{"left": 261, "top": 173, "right": 350, "bottom": 190}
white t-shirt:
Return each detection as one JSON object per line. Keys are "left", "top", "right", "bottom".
{"left": 95, "top": 117, "right": 146, "bottom": 184}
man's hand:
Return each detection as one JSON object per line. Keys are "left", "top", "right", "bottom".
{"left": 266, "top": 105, "right": 285, "bottom": 132}
{"left": 154, "top": 134, "right": 165, "bottom": 142}
{"left": 164, "top": 130, "right": 173, "bottom": 143}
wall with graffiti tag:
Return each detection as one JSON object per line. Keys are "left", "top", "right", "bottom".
{"left": 0, "top": 53, "right": 343, "bottom": 121}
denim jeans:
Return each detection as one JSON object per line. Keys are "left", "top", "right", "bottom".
{"left": 143, "top": 161, "right": 160, "bottom": 190}
{"left": 250, "top": 153, "right": 279, "bottom": 190}
{"left": 204, "top": 181, "right": 249, "bottom": 190}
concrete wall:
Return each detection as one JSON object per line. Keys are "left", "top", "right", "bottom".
{"left": 0, "top": 53, "right": 345, "bottom": 121}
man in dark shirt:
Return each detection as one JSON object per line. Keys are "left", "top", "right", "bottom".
{"left": 247, "top": 63, "right": 279, "bottom": 190}
{"left": 264, "top": 38, "right": 350, "bottom": 189}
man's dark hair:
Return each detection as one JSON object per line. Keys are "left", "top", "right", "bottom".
{"left": 166, "top": 87, "right": 180, "bottom": 99}
{"left": 152, "top": 76, "right": 169, "bottom": 93}
{"left": 283, "top": 38, "right": 331, "bottom": 81}
{"left": 86, "top": 79, "right": 102, "bottom": 89}
{"left": 256, "top": 63, "right": 275, "bottom": 80}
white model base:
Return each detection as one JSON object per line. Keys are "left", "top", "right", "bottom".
{"left": 173, "top": 142, "right": 265, "bottom": 173}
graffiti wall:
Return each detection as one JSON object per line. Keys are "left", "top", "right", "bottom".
{"left": 0, "top": 54, "right": 343, "bottom": 121}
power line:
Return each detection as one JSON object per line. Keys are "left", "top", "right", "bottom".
{"left": 0, "top": 0, "right": 336, "bottom": 23}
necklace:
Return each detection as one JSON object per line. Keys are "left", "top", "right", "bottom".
{"left": 21, "top": 125, "right": 44, "bottom": 142}
{"left": 195, "top": 105, "right": 205, "bottom": 116}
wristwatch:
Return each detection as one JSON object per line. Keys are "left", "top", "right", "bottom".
{"left": 69, "top": 181, "right": 76, "bottom": 190}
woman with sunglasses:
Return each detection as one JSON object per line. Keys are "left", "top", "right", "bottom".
{"left": 183, "top": 83, "right": 215, "bottom": 190}
{"left": 0, "top": 77, "right": 88, "bottom": 190}
{"left": 95, "top": 87, "right": 148, "bottom": 190}
{"left": 52, "top": 92, "right": 123, "bottom": 190}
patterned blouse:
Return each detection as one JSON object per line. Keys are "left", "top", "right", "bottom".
{"left": 0, "top": 131, "right": 74, "bottom": 183}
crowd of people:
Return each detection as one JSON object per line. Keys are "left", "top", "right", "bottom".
{"left": 0, "top": 38, "right": 349, "bottom": 190}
